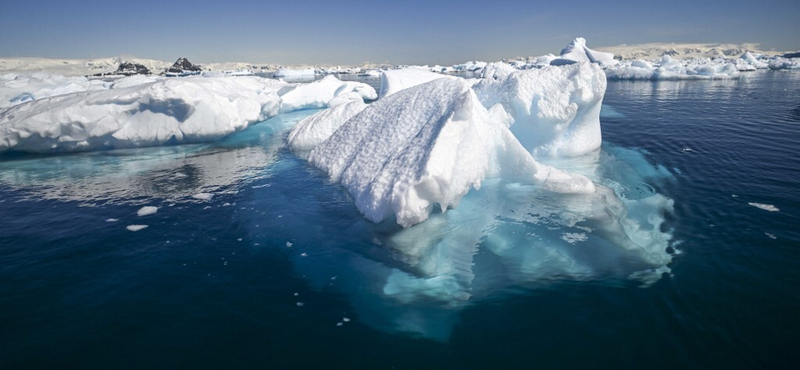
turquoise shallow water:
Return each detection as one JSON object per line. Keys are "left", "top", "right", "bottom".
{"left": 1, "top": 71, "right": 799, "bottom": 369}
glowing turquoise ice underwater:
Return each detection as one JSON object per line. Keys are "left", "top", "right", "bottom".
{"left": 1, "top": 72, "right": 799, "bottom": 369}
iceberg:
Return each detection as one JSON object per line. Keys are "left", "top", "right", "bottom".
{"left": 551, "top": 37, "right": 617, "bottom": 67}
{"left": 0, "top": 74, "right": 376, "bottom": 153}
{"left": 307, "top": 77, "right": 594, "bottom": 228}
{"left": 768, "top": 57, "right": 800, "bottom": 70}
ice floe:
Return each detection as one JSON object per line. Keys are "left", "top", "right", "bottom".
{"left": 0, "top": 75, "right": 375, "bottom": 153}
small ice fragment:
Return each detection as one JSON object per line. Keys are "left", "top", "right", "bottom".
{"left": 106, "top": 218, "right": 118, "bottom": 222}
{"left": 127, "top": 224, "right": 148, "bottom": 232}
{"left": 765, "top": 233, "right": 777, "bottom": 239}
{"left": 336, "top": 322, "right": 343, "bottom": 327}
{"left": 293, "top": 292, "right": 299, "bottom": 296}
{"left": 731, "top": 194, "right": 739, "bottom": 198}
{"left": 681, "top": 147, "right": 694, "bottom": 153}
{"left": 748, "top": 203, "right": 779, "bottom": 212}
{"left": 343, "top": 317, "right": 350, "bottom": 322}
{"left": 237, "top": 238, "right": 242, "bottom": 241}
{"left": 193, "top": 193, "right": 213, "bottom": 201}
{"left": 330, "top": 276, "right": 337, "bottom": 280}
{"left": 137, "top": 206, "right": 158, "bottom": 216}
{"left": 296, "top": 302, "right": 305, "bottom": 307}
{"left": 286, "top": 242, "right": 293, "bottom": 247}
{"left": 300, "top": 252, "right": 307, "bottom": 257}
{"left": 562, "top": 232, "right": 588, "bottom": 244}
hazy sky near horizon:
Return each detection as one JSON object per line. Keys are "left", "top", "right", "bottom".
{"left": 1, "top": 0, "right": 798, "bottom": 65}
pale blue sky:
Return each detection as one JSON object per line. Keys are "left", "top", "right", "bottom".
{"left": 1, "top": 0, "right": 798, "bottom": 65}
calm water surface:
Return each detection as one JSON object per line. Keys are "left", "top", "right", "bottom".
{"left": 1, "top": 71, "right": 798, "bottom": 369}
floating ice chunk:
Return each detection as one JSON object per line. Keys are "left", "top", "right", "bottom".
{"left": 378, "top": 69, "right": 451, "bottom": 98}
{"left": 308, "top": 77, "right": 594, "bottom": 227}
{"left": 605, "top": 55, "right": 741, "bottom": 80}
{"left": 137, "top": 206, "right": 158, "bottom": 216}
{"left": 474, "top": 62, "right": 607, "bottom": 157}
{"left": 561, "top": 232, "right": 588, "bottom": 244}
{"left": 748, "top": 202, "right": 779, "bottom": 212}
{"left": 768, "top": 57, "right": 800, "bottom": 70}
{"left": 551, "top": 37, "right": 617, "bottom": 67}
{"left": 765, "top": 232, "right": 777, "bottom": 239}
{"left": 287, "top": 100, "right": 367, "bottom": 152}
{"left": 126, "top": 224, "right": 148, "bottom": 231}
{"left": 0, "top": 77, "right": 285, "bottom": 153}
{"left": 106, "top": 218, "right": 118, "bottom": 222}
{"left": 278, "top": 75, "right": 376, "bottom": 113}
{"left": 192, "top": 193, "right": 213, "bottom": 201}
{"left": 273, "top": 68, "right": 315, "bottom": 78}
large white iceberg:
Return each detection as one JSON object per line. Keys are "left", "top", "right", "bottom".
{"left": 307, "top": 77, "right": 594, "bottom": 227}
{"left": 0, "top": 75, "right": 376, "bottom": 153}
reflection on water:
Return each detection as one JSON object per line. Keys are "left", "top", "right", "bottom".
{"left": 0, "top": 110, "right": 319, "bottom": 205}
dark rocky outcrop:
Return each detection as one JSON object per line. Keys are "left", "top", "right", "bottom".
{"left": 782, "top": 52, "right": 800, "bottom": 59}
{"left": 116, "top": 62, "right": 151, "bottom": 75}
{"left": 92, "top": 61, "right": 150, "bottom": 77}
{"left": 167, "top": 58, "right": 202, "bottom": 73}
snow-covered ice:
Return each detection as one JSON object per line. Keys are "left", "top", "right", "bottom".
{"left": 137, "top": 206, "right": 158, "bottom": 216}
{"left": 126, "top": 224, "right": 148, "bottom": 232}
{"left": 288, "top": 100, "right": 367, "bottom": 152}
{"left": 378, "top": 69, "right": 451, "bottom": 98}
{"left": 0, "top": 75, "right": 375, "bottom": 153}
{"left": 551, "top": 38, "right": 617, "bottom": 67}
{"left": 278, "top": 75, "right": 376, "bottom": 113}
{"left": 307, "top": 76, "right": 594, "bottom": 227}
{"left": 749, "top": 202, "right": 779, "bottom": 212}
{"left": 273, "top": 68, "right": 316, "bottom": 78}
{"left": 192, "top": 193, "right": 214, "bottom": 201}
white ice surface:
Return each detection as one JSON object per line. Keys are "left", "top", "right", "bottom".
{"left": 378, "top": 69, "right": 451, "bottom": 98}
{"left": 307, "top": 77, "right": 594, "bottom": 227}
{"left": 551, "top": 37, "right": 617, "bottom": 67}
{"left": 474, "top": 62, "right": 606, "bottom": 157}
{"left": 605, "top": 55, "right": 741, "bottom": 80}
{"left": 0, "top": 74, "right": 375, "bottom": 153}
{"left": 273, "top": 68, "right": 316, "bottom": 78}
{"left": 287, "top": 100, "right": 367, "bottom": 152}
{"left": 278, "top": 75, "right": 377, "bottom": 113}
{"left": 137, "top": 206, "right": 158, "bottom": 216}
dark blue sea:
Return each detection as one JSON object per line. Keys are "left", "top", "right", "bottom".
{"left": 1, "top": 71, "right": 799, "bottom": 369}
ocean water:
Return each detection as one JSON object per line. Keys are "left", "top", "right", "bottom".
{"left": 1, "top": 71, "right": 799, "bottom": 369}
